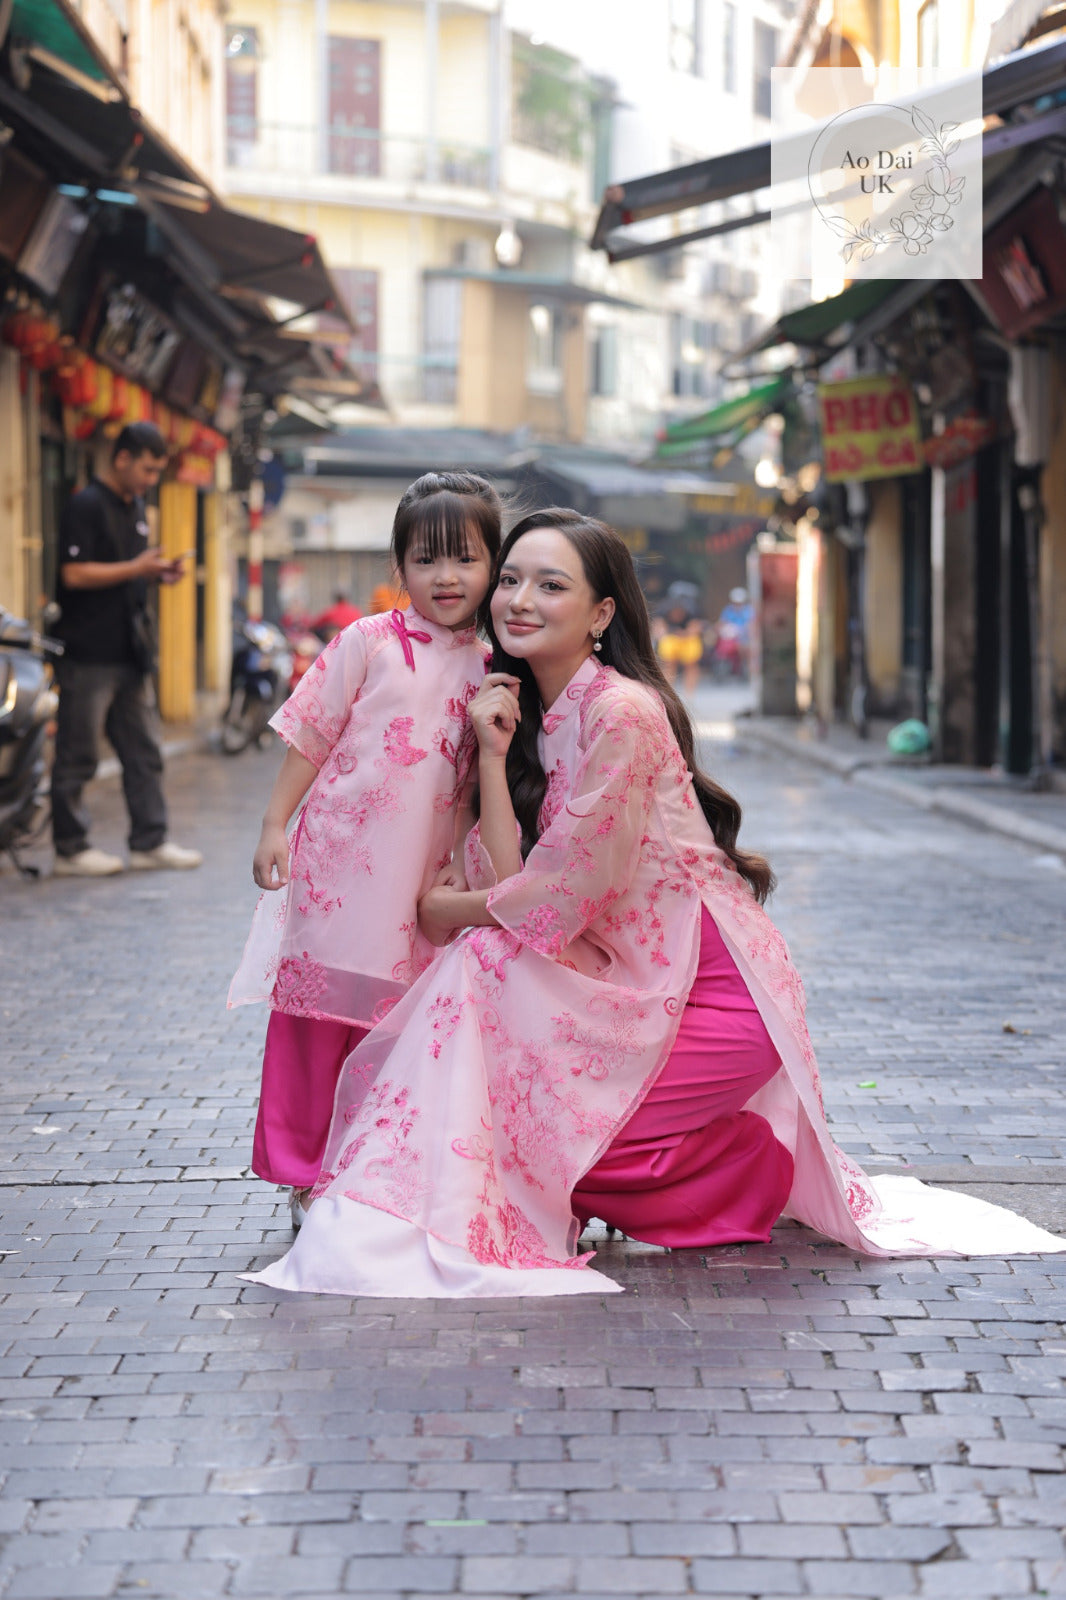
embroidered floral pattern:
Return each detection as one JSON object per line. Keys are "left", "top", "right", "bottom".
{"left": 228, "top": 614, "right": 489, "bottom": 1030}
{"left": 302, "top": 658, "right": 906, "bottom": 1288}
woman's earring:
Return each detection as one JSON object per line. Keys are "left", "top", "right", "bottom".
{"left": 592, "top": 629, "right": 603, "bottom": 653}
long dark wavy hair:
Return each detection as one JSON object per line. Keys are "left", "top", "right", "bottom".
{"left": 481, "top": 508, "right": 774, "bottom": 902}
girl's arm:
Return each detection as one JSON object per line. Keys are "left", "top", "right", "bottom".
{"left": 252, "top": 746, "right": 318, "bottom": 889}
{"left": 418, "top": 885, "right": 497, "bottom": 947}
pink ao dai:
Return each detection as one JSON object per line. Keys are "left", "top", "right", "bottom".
{"left": 246, "top": 658, "right": 1066, "bottom": 1299}
{"left": 228, "top": 609, "right": 489, "bottom": 1030}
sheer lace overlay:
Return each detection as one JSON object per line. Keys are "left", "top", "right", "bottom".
{"left": 229, "top": 610, "right": 489, "bottom": 1028}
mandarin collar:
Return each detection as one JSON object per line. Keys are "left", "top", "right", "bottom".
{"left": 405, "top": 604, "right": 479, "bottom": 649}
{"left": 541, "top": 655, "right": 604, "bottom": 735}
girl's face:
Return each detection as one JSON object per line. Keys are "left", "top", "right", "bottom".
{"left": 490, "top": 528, "right": 615, "bottom": 671}
{"left": 402, "top": 524, "right": 493, "bottom": 631}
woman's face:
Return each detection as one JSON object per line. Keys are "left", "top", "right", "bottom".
{"left": 490, "top": 528, "right": 614, "bottom": 669}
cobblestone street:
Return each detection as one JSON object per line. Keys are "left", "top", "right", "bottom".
{"left": 1, "top": 702, "right": 1065, "bottom": 1600}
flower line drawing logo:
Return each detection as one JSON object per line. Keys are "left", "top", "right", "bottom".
{"left": 815, "top": 105, "right": 966, "bottom": 263}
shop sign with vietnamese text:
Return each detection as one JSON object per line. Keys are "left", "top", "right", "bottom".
{"left": 818, "top": 374, "right": 922, "bottom": 482}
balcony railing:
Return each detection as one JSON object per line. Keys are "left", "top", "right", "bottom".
{"left": 225, "top": 121, "right": 493, "bottom": 190}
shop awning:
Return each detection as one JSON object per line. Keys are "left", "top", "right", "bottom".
{"left": 424, "top": 268, "right": 643, "bottom": 310}
{"left": 154, "top": 201, "right": 353, "bottom": 323}
{"left": 652, "top": 376, "right": 792, "bottom": 462}
{"left": 592, "top": 33, "right": 1066, "bottom": 261}
{"left": 756, "top": 281, "right": 901, "bottom": 353}
{"left": 3, "top": 0, "right": 121, "bottom": 95}
{"left": 988, "top": 0, "right": 1066, "bottom": 60}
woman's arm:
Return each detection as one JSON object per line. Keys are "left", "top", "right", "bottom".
{"left": 252, "top": 746, "right": 318, "bottom": 889}
{"left": 469, "top": 675, "right": 524, "bottom": 882}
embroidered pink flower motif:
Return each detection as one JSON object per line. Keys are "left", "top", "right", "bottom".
{"left": 382, "top": 716, "right": 428, "bottom": 766}
{"left": 271, "top": 952, "right": 329, "bottom": 1014}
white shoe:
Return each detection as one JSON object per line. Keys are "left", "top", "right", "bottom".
{"left": 290, "top": 1189, "right": 310, "bottom": 1230}
{"left": 129, "top": 841, "right": 203, "bottom": 871}
{"left": 53, "top": 847, "right": 124, "bottom": 877}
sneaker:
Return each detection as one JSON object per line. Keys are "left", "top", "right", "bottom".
{"left": 53, "top": 847, "right": 124, "bottom": 877}
{"left": 129, "top": 841, "right": 203, "bottom": 871}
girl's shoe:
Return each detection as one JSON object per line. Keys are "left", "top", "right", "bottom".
{"left": 290, "top": 1188, "right": 311, "bottom": 1230}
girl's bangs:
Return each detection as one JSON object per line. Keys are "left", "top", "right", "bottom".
{"left": 404, "top": 492, "right": 486, "bottom": 561}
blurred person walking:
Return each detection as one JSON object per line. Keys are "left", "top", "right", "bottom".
{"left": 50, "top": 423, "right": 202, "bottom": 877}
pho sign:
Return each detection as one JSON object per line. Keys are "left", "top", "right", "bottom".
{"left": 818, "top": 374, "right": 922, "bottom": 483}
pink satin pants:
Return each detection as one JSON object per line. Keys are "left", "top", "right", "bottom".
{"left": 572, "top": 907, "right": 794, "bottom": 1248}
{"left": 252, "top": 1012, "right": 368, "bottom": 1187}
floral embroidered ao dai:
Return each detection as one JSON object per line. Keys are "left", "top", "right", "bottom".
{"left": 247, "top": 658, "right": 1065, "bottom": 1299}
{"left": 229, "top": 610, "right": 488, "bottom": 1030}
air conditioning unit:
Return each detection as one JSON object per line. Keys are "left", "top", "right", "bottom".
{"left": 451, "top": 237, "right": 492, "bottom": 271}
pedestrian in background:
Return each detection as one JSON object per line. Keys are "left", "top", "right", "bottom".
{"left": 229, "top": 471, "right": 502, "bottom": 1230}
{"left": 655, "top": 579, "right": 705, "bottom": 694}
{"left": 50, "top": 422, "right": 203, "bottom": 877}
{"left": 310, "top": 590, "right": 361, "bottom": 642}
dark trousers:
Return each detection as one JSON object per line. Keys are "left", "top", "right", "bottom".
{"left": 51, "top": 660, "right": 167, "bottom": 857}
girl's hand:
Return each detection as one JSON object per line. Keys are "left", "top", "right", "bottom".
{"left": 433, "top": 862, "right": 468, "bottom": 891}
{"left": 418, "top": 884, "right": 463, "bottom": 947}
{"left": 470, "top": 674, "right": 522, "bottom": 761}
{"left": 253, "top": 822, "right": 290, "bottom": 889}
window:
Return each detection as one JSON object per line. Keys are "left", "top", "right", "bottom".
{"left": 670, "top": 0, "right": 703, "bottom": 75}
{"left": 328, "top": 37, "right": 382, "bottom": 176}
{"left": 225, "top": 25, "right": 258, "bottom": 165}
{"left": 671, "top": 315, "right": 713, "bottom": 399}
{"left": 753, "top": 21, "right": 778, "bottom": 120}
{"left": 422, "top": 276, "right": 461, "bottom": 404}
{"left": 918, "top": 0, "right": 940, "bottom": 68}
{"left": 527, "top": 302, "right": 564, "bottom": 395}
{"left": 332, "top": 268, "right": 379, "bottom": 385}
{"left": 590, "top": 325, "right": 618, "bottom": 398}
{"left": 722, "top": 2, "right": 736, "bottom": 95}
{"left": 512, "top": 39, "right": 590, "bottom": 163}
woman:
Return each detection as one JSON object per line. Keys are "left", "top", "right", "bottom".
{"left": 245, "top": 512, "right": 1064, "bottom": 1298}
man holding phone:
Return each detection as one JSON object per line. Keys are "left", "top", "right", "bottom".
{"left": 51, "top": 421, "right": 203, "bottom": 876}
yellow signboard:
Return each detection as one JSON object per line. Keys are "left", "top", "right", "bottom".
{"left": 818, "top": 374, "right": 922, "bottom": 483}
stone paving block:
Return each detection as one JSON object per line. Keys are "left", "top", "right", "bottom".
{"left": 460, "top": 1556, "right": 573, "bottom": 1592}
{"left": 802, "top": 1558, "right": 918, "bottom": 1595}
{"left": 690, "top": 1557, "right": 803, "bottom": 1594}
{"left": 2, "top": 1565, "right": 124, "bottom": 1599}
{"left": 916, "top": 1558, "right": 1033, "bottom": 1596}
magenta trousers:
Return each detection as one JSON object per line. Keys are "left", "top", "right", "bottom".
{"left": 572, "top": 907, "right": 794, "bottom": 1248}
{"left": 252, "top": 1013, "right": 368, "bottom": 1187}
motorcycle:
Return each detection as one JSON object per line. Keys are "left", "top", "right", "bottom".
{"left": 0, "top": 606, "right": 62, "bottom": 876}
{"left": 220, "top": 619, "right": 292, "bottom": 755}
{"left": 286, "top": 629, "right": 323, "bottom": 694}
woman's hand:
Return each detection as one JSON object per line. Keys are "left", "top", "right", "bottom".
{"left": 418, "top": 884, "right": 464, "bottom": 947}
{"left": 470, "top": 674, "right": 522, "bottom": 761}
{"left": 253, "top": 822, "right": 290, "bottom": 889}
{"left": 433, "top": 861, "right": 468, "bottom": 891}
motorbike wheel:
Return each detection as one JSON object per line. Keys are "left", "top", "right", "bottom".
{"left": 220, "top": 692, "right": 254, "bottom": 755}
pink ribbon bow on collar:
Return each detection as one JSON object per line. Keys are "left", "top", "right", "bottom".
{"left": 390, "top": 608, "right": 432, "bottom": 670}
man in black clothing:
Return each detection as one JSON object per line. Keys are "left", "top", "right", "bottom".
{"left": 51, "top": 422, "right": 203, "bottom": 876}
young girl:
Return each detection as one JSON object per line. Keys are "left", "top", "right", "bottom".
{"left": 228, "top": 471, "right": 501, "bottom": 1227}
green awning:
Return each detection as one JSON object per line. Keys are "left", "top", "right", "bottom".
{"left": 760, "top": 280, "right": 899, "bottom": 351}
{"left": 8, "top": 0, "right": 119, "bottom": 88}
{"left": 653, "top": 375, "right": 791, "bottom": 461}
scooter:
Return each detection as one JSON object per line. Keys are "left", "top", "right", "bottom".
{"left": 0, "top": 606, "right": 62, "bottom": 876}
{"left": 220, "top": 618, "right": 292, "bottom": 755}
